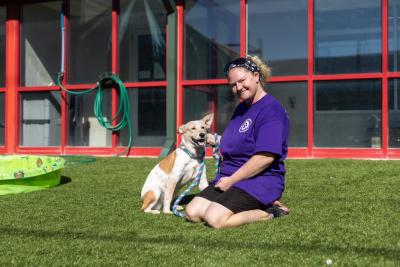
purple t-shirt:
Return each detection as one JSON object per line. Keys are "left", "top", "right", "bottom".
{"left": 212, "top": 94, "right": 290, "bottom": 205}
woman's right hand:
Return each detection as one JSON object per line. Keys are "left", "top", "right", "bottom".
{"left": 214, "top": 177, "right": 235, "bottom": 192}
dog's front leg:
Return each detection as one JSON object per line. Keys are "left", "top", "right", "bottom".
{"left": 163, "top": 179, "right": 177, "bottom": 214}
{"left": 198, "top": 164, "right": 209, "bottom": 191}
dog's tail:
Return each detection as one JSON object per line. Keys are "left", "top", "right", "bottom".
{"left": 141, "top": 191, "right": 156, "bottom": 211}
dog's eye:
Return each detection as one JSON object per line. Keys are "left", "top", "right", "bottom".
{"left": 201, "top": 126, "right": 205, "bottom": 129}
{"left": 191, "top": 127, "right": 196, "bottom": 130}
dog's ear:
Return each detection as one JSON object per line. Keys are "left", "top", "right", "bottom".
{"left": 177, "top": 124, "right": 186, "bottom": 134}
{"left": 202, "top": 113, "right": 214, "bottom": 129}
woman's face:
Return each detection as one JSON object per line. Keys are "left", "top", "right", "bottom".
{"left": 227, "top": 67, "right": 261, "bottom": 104}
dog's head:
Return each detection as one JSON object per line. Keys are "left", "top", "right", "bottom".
{"left": 178, "top": 113, "right": 214, "bottom": 147}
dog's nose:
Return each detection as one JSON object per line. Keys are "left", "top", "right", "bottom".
{"left": 199, "top": 133, "right": 205, "bottom": 138}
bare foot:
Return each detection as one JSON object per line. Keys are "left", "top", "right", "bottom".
{"left": 273, "top": 200, "right": 290, "bottom": 214}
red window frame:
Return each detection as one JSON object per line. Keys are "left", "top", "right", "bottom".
{"left": 4, "top": 0, "right": 168, "bottom": 157}
{"left": 3, "top": 0, "right": 400, "bottom": 159}
{"left": 177, "top": 0, "right": 400, "bottom": 159}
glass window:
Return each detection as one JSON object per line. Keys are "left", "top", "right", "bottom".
{"left": 315, "top": 0, "right": 381, "bottom": 74}
{"left": 267, "top": 82, "right": 308, "bottom": 147}
{"left": 184, "top": 85, "right": 238, "bottom": 133}
{"left": 0, "top": 93, "right": 4, "bottom": 145}
{"left": 389, "top": 0, "right": 400, "bottom": 71}
{"left": 314, "top": 80, "right": 382, "bottom": 148}
{"left": 0, "top": 6, "right": 6, "bottom": 87}
{"left": 20, "top": 2, "right": 61, "bottom": 86}
{"left": 67, "top": 89, "right": 112, "bottom": 147}
{"left": 119, "top": 0, "right": 166, "bottom": 82}
{"left": 184, "top": 0, "right": 240, "bottom": 80}
{"left": 389, "top": 79, "right": 400, "bottom": 147}
{"left": 20, "top": 92, "right": 61, "bottom": 146}
{"left": 69, "top": 0, "right": 111, "bottom": 84}
{"left": 119, "top": 88, "right": 166, "bottom": 147}
{"left": 248, "top": 0, "right": 307, "bottom": 76}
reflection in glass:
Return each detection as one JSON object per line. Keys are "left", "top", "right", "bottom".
{"left": 21, "top": 1, "right": 61, "bottom": 86}
{"left": 314, "top": 80, "right": 382, "bottom": 148}
{"left": 184, "top": 0, "right": 240, "bottom": 80}
{"left": 20, "top": 92, "right": 61, "bottom": 146}
{"left": 184, "top": 86, "right": 237, "bottom": 133}
{"left": 315, "top": 0, "right": 381, "bottom": 74}
{"left": 119, "top": 0, "right": 166, "bottom": 82}
{"left": 119, "top": 88, "right": 166, "bottom": 147}
{"left": 69, "top": 0, "right": 111, "bottom": 84}
{"left": 389, "top": 79, "right": 400, "bottom": 147}
{"left": 0, "top": 6, "right": 6, "bottom": 87}
{"left": 267, "top": 82, "right": 307, "bottom": 147}
{"left": 389, "top": 0, "right": 400, "bottom": 71}
{"left": 248, "top": 0, "right": 307, "bottom": 76}
{"left": 0, "top": 93, "right": 4, "bottom": 145}
{"left": 67, "top": 89, "right": 112, "bottom": 147}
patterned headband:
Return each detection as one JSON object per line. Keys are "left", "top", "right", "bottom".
{"left": 224, "top": 57, "right": 260, "bottom": 74}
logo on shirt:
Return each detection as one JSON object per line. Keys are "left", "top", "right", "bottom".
{"left": 239, "top": 118, "right": 252, "bottom": 133}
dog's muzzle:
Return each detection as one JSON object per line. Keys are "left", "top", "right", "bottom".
{"left": 192, "top": 137, "right": 206, "bottom": 146}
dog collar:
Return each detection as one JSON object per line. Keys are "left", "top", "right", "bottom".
{"left": 179, "top": 145, "right": 205, "bottom": 162}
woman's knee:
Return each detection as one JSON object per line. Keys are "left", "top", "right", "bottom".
{"left": 186, "top": 204, "right": 202, "bottom": 222}
{"left": 203, "top": 204, "right": 233, "bottom": 229}
{"left": 186, "top": 197, "right": 210, "bottom": 222}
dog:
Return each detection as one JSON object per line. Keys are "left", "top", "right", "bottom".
{"left": 140, "top": 113, "right": 214, "bottom": 214}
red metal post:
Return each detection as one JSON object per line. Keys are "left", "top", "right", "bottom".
{"left": 61, "top": 0, "right": 68, "bottom": 153}
{"left": 5, "top": 3, "right": 19, "bottom": 154}
{"left": 211, "top": 89, "right": 217, "bottom": 133}
{"left": 382, "top": 0, "right": 389, "bottom": 158}
{"left": 112, "top": 0, "right": 119, "bottom": 155}
{"left": 240, "top": 0, "right": 247, "bottom": 57}
{"left": 307, "top": 0, "right": 314, "bottom": 157}
{"left": 176, "top": 2, "right": 184, "bottom": 145}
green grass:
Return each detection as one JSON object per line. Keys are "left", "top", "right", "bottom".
{"left": 1, "top": 158, "right": 399, "bottom": 266}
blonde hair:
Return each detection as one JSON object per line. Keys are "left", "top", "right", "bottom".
{"left": 248, "top": 55, "right": 271, "bottom": 88}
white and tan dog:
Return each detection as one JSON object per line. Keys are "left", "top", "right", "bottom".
{"left": 140, "top": 114, "right": 214, "bottom": 214}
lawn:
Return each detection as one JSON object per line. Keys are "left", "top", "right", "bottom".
{"left": 1, "top": 157, "right": 399, "bottom": 266}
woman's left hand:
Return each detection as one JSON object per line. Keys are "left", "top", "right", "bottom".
{"left": 215, "top": 177, "right": 235, "bottom": 191}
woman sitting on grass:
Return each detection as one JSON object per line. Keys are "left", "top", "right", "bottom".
{"left": 186, "top": 55, "right": 290, "bottom": 228}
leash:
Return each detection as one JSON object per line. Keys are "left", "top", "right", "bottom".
{"left": 212, "top": 133, "right": 221, "bottom": 176}
{"left": 172, "top": 133, "right": 220, "bottom": 219}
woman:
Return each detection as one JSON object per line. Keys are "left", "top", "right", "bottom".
{"left": 186, "top": 56, "right": 290, "bottom": 228}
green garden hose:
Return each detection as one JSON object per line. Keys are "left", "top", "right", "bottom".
{"left": 57, "top": 72, "right": 132, "bottom": 156}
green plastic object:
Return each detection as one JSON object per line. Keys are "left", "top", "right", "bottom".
{"left": 0, "top": 155, "right": 65, "bottom": 195}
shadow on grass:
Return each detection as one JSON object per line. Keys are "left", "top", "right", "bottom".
{"left": 59, "top": 176, "right": 72, "bottom": 186}
{"left": 0, "top": 226, "right": 398, "bottom": 260}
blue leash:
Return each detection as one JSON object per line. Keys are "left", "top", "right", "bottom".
{"left": 173, "top": 133, "right": 220, "bottom": 219}
{"left": 212, "top": 133, "right": 221, "bottom": 176}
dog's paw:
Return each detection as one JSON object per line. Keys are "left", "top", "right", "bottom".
{"left": 144, "top": 209, "right": 160, "bottom": 214}
{"left": 206, "top": 133, "right": 217, "bottom": 146}
{"left": 163, "top": 210, "right": 173, "bottom": 215}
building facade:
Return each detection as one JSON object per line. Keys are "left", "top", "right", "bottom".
{"left": 0, "top": 0, "right": 400, "bottom": 159}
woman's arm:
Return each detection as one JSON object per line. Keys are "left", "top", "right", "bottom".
{"left": 215, "top": 152, "right": 276, "bottom": 191}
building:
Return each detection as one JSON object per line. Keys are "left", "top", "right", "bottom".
{"left": 0, "top": 0, "right": 399, "bottom": 159}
